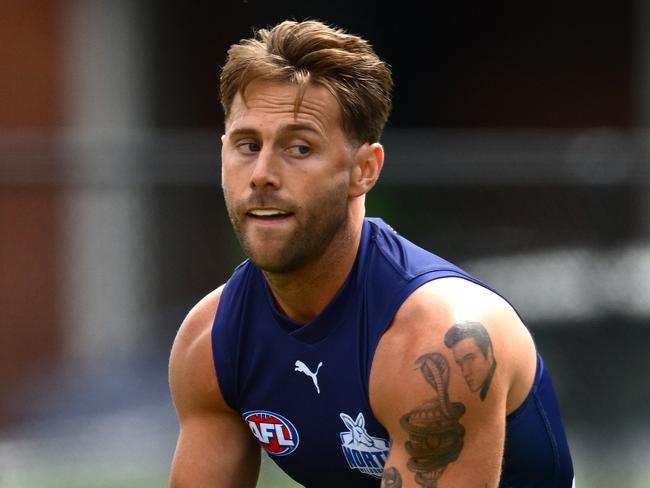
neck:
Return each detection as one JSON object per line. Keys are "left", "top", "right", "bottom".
{"left": 263, "top": 202, "right": 365, "bottom": 324}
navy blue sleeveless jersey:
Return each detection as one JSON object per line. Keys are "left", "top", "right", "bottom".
{"left": 212, "top": 218, "right": 574, "bottom": 487}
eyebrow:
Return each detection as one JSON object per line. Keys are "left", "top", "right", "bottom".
{"left": 226, "top": 122, "right": 323, "bottom": 141}
{"left": 280, "top": 123, "right": 322, "bottom": 136}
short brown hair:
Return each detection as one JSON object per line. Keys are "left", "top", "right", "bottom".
{"left": 220, "top": 20, "right": 393, "bottom": 144}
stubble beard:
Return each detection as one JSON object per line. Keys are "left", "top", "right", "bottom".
{"left": 224, "top": 185, "right": 350, "bottom": 274}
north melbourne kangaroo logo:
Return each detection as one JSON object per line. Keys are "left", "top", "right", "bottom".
{"left": 339, "top": 412, "right": 390, "bottom": 478}
{"left": 294, "top": 360, "right": 323, "bottom": 394}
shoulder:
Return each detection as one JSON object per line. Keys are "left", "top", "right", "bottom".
{"left": 169, "top": 286, "right": 227, "bottom": 415}
{"left": 171, "top": 286, "right": 224, "bottom": 370}
{"left": 370, "top": 277, "right": 536, "bottom": 417}
{"left": 169, "top": 286, "right": 262, "bottom": 486}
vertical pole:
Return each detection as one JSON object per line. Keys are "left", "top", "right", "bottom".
{"left": 638, "top": 0, "right": 650, "bottom": 237}
{"left": 62, "top": 0, "right": 151, "bottom": 364}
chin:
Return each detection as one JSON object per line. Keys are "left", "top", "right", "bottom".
{"left": 242, "top": 241, "right": 286, "bottom": 269}
{"left": 251, "top": 259, "right": 286, "bottom": 273}
{"left": 248, "top": 250, "right": 292, "bottom": 273}
{"left": 250, "top": 251, "right": 309, "bottom": 274}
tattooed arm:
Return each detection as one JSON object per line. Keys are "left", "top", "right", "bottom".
{"left": 372, "top": 278, "right": 537, "bottom": 488}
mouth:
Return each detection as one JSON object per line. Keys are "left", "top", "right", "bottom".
{"left": 246, "top": 208, "right": 294, "bottom": 223}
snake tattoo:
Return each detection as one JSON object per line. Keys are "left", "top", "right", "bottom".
{"left": 399, "top": 352, "right": 466, "bottom": 487}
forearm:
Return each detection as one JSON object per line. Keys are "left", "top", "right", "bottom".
{"left": 381, "top": 462, "right": 500, "bottom": 488}
{"left": 170, "top": 428, "right": 261, "bottom": 488}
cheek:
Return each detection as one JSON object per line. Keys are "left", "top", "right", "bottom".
{"left": 308, "top": 151, "right": 353, "bottom": 183}
{"left": 317, "top": 177, "right": 350, "bottom": 209}
{"left": 322, "top": 164, "right": 352, "bottom": 191}
{"left": 220, "top": 157, "right": 231, "bottom": 186}
{"left": 220, "top": 165, "right": 233, "bottom": 193}
{"left": 221, "top": 160, "right": 247, "bottom": 191}
{"left": 464, "top": 359, "right": 475, "bottom": 373}
{"left": 221, "top": 173, "right": 244, "bottom": 213}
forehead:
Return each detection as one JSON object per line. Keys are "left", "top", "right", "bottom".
{"left": 226, "top": 80, "right": 343, "bottom": 135}
{"left": 452, "top": 337, "right": 480, "bottom": 354}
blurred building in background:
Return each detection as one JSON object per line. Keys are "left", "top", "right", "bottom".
{"left": 0, "top": 1, "right": 649, "bottom": 487}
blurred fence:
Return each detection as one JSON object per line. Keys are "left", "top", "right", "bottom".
{"left": 1, "top": 129, "right": 649, "bottom": 487}
{"left": 1, "top": 128, "right": 648, "bottom": 186}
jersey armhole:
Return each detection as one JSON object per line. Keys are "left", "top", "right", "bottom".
{"left": 505, "top": 353, "right": 542, "bottom": 423}
{"left": 211, "top": 280, "right": 240, "bottom": 412}
{"left": 363, "top": 270, "right": 481, "bottom": 409}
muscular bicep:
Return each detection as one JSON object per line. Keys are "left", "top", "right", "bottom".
{"left": 371, "top": 285, "right": 518, "bottom": 487}
{"left": 169, "top": 288, "right": 261, "bottom": 487}
{"left": 376, "top": 345, "right": 505, "bottom": 487}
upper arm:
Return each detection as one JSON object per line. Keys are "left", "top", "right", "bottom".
{"left": 370, "top": 278, "right": 536, "bottom": 487}
{"left": 169, "top": 287, "right": 260, "bottom": 488}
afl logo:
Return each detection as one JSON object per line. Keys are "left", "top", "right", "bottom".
{"left": 243, "top": 410, "right": 300, "bottom": 456}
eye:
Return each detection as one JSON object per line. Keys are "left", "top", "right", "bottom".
{"left": 286, "top": 145, "right": 311, "bottom": 157}
{"left": 237, "top": 142, "right": 261, "bottom": 154}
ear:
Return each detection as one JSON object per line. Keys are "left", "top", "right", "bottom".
{"left": 355, "top": 413, "right": 365, "bottom": 428}
{"left": 340, "top": 413, "right": 355, "bottom": 430}
{"left": 349, "top": 142, "right": 384, "bottom": 198}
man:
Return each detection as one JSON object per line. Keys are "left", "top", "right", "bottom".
{"left": 169, "top": 20, "right": 574, "bottom": 487}
{"left": 444, "top": 322, "right": 497, "bottom": 401}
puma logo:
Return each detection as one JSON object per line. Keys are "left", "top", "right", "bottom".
{"left": 294, "top": 360, "right": 323, "bottom": 394}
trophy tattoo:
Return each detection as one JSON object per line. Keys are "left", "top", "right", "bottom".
{"left": 381, "top": 467, "right": 403, "bottom": 488}
{"left": 400, "top": 353, "right": 466, "bottom": 487}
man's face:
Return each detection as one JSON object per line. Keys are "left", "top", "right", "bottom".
{"left": 451, "top": 337, "right": 493, "bottom": 392}
{"left": 221, "top": 80, "right": 357, "bottom": 273}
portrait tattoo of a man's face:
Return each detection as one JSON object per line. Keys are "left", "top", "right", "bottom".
{"left": 444, "top": 321, "right": 497, "bottom": 401}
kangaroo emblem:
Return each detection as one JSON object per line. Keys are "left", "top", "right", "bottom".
{"left": 338, "top": 412, "right": 390, "bottom": 478}
{"left": 340, "top": 413, "right": 376, "bottom": 448}
{"left": 294, "top": 360, "right": 323, "bottom": 394}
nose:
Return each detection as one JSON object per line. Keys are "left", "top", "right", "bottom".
{"left": 250, "top": 147, "right": 281, "bottom": 190}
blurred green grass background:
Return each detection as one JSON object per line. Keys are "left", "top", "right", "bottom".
{"left": 0, "top": 453, "right": 302, "bottom": 488}
{"left": 2, "top": 458, "right": 649, "bottom": 488}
